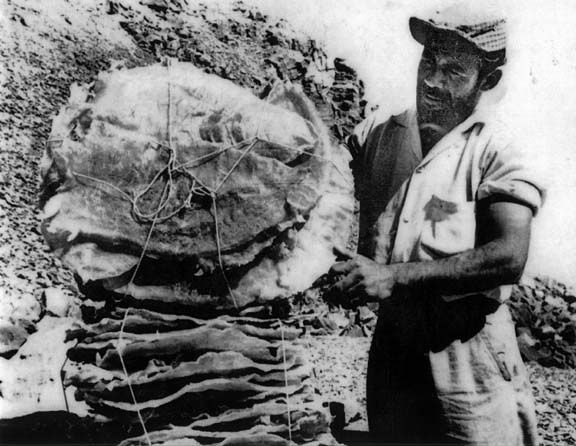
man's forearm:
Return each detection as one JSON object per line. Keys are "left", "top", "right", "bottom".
{"left": 389, "top": 238, "right": 526, "bottom": 296}
{"left": 331, "top": 202, "right": 533, "bottom": 301}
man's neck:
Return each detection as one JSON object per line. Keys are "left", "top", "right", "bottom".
{"left": 418, "top": 123, "right": 450, "bottom": 157}
{"left": 417, "top": 108, "right": 477, "bottom": 157}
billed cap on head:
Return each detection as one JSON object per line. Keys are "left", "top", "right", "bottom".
{"left": 410, "top": 3, "right": 507, "bottom": 56}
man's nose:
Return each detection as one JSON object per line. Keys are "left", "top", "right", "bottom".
{"left": 424, "top": 70, "right": 445, "bottom": 90}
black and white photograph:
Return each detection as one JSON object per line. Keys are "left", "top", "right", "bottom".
{"left": 0, "top": 0, "right": 575, "bottom": 445}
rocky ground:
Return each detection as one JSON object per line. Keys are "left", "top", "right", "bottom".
{"left": 0, "top": 0, "right": 574, "bottom": 445}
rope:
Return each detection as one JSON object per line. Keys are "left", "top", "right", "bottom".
{"left": 215, "top": 138, "right": 259, "bottom": 192}
{"left": 279, "top": 321, "right": 293, "bottom": 444}
{"left": 211, "top": 193, "right": 238, "bottom": 309}
{"left": 74, "top": 172, "right": 133, "bottom": 202}
{"left": 304, "top": 330, "right": 320, "bottom": 383}
{"left": 112, "top": 60, "right": 176, "bottom": 446}
{"left": 54, "top": 77, "right": 349, "bottom": 443}
{"left": 117, "top": 310, "right": 152, "bottom": 446}
{"left": 65, "top": 131, "right": 346, "bottom": 317}
{"left": 265, "top": 139, "right": 352, "bottom": 187}
{"left": 59, "top": 353, "right": 71, "bottom": 413}
{"left": 114, "top": 182, "right": 168, "bottom": 446}
{"left": 67, "top": 134, "right": 347, "bottom": 225}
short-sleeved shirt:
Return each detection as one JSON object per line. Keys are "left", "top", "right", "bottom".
{"left": 348, "top": 108, "right": 422, "bottom": 256}
{"left": 349, "top": 108, "right": 544, "bottom": 444}
{"left": 348, "top": 107, "right": 545, "bottom": 301}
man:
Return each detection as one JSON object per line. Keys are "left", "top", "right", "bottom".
{"left": 332, "top": 5, "right": 544, "bottom": 445}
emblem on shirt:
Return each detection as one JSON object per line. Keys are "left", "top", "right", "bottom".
{"left": 423, "top": 194, "right": 458, "bottom": 236}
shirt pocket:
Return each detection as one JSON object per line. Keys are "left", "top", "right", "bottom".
{"left": 419, "top": 194, "right": 476, "bottom": 258}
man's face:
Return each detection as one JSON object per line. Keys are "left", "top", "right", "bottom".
{"left": 416, "top": 34, "right": 484, "bottom": 134}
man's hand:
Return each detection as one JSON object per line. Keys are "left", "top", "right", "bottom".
{"left": 329, "top": 247, "right": 396, "bottom": 301}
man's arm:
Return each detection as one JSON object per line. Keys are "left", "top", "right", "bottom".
{"left": 331, "top": 200, "right": 533, "bottom": 300}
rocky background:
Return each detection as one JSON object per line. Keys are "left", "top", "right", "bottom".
{"left": 0, "top": 0, "right": 574, "bottom": 444}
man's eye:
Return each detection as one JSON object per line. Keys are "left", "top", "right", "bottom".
{"left": 422, "top": 58, "right": 434, "bottom": 67}
{"left": 448, "top": 68, "right": 464, "bottom": 77}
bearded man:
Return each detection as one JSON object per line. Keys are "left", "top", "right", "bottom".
{"left": 333, "top": 5, "right": 544, "bottom": 445}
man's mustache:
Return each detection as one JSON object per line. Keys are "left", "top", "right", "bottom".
{"left": 422, "top": 85, "right": 451, "bottom": 103}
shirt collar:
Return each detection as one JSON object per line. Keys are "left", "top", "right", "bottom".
{"left": 390, "top": 110, "right": 413, "bottom": 128}
{"left": 414, "top": 107, "right": 493, "bottom": 166}
{"left": 455, "top": 107, "right": 489, "bottom": 135}
{"left": 390, "top": 107, "right": 493, "bottom": 166}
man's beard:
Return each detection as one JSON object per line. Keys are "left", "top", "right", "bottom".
{"left": 417, "top": 84, "right": 480, "bottom": 133}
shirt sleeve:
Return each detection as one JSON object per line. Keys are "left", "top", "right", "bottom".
{"left": 477, "top": 130, "right": 546, "bottom": 215}
{"left": 345, "top": 107, "right": 395, "bottom": 159}
{"left": 345, "top": 112, "right": 379, "bottom": 202}
{"left": 345, "top": 113, "right": 376, "bottom": 161}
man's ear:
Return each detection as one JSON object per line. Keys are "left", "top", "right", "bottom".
{"left": 480, "top": 69, "right": 503, "bottom": 91}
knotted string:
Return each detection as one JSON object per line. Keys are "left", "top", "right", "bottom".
{"left": 49, "top": 67, "right": 351, "bottom": 444}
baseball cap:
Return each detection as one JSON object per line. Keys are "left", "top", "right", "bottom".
{"left": 410, "top": 4, "right": 507, "bottom": 57}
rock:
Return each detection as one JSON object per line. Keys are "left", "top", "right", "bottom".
{"left": 509, "top": 277, "right": 576, "bottom": 368}
{"left": 328, "top": 311, "right": 350, "bottom": 329}
{"left": 141, "top": 0, "right": 171, "bottom": 14}
{"left": 356, "top": 305, "right": 375, "bottom": 323}
{"left": 43, "top": 287, "right": 70, "bottom": 317}
{"left": 342, "top": 325, "right": 364, "bottom": 338}
{"left": 0, "top": 324, "right": 28, "bottom": 358}
{"left": 0, "top": 317, "right": 76, "bottom": 418}
{"left": 0, "top": 287, "right": 43, "bottom": 328}
{"left": 107, "top": 1, "right": 119, "bottom": 15}
{"left": 517, "top": 327, "right": 537, "bottom": 347}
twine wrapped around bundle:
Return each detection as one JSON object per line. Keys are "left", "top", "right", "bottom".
{"left": 41, "top": 62, "right": 354, "bottom": 445}
{"left": 41, "top": 60, "right": 354, "bottom": 310}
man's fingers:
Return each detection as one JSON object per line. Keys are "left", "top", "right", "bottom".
{"left": 333, "top": 245, "right": 356, "bottom": 262}
{"left": 334, "top": 271, "right": 361, "bottom": 292}
{"left": 330, "top": 260, "right": 355, "bottom": 274}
